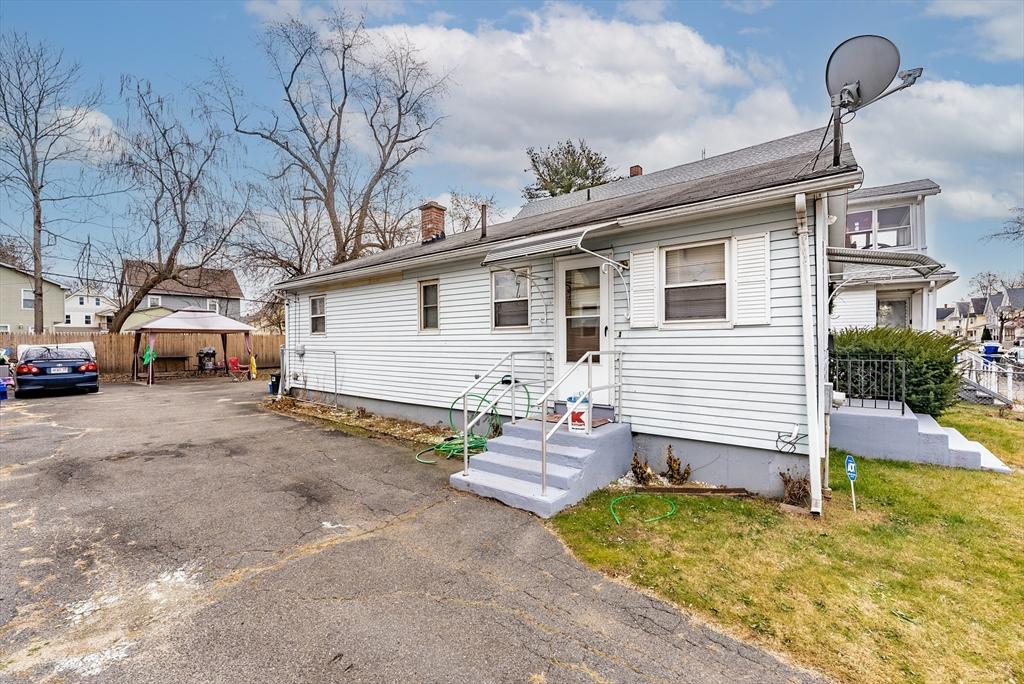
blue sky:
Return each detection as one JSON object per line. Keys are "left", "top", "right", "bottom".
{"left": 2, "top": 0, "right": 1022, "bottom": 304}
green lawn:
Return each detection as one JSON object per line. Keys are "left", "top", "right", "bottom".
{"left": 552, "top": 448, "right": 1024, "bottom": 683}
{"left": 938, "top": 403, "right": 1024, "bottom": 468}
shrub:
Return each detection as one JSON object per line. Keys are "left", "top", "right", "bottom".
{"left": 661, "top": 445, "right": 691, "bottom": 485}
{"left": 832, "top": 327, "right": 969, "bottom": 416}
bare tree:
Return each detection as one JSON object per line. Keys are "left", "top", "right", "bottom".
{"left": 83, "top": 77, "right": 250, "bottom": 332}
{"left": 364, "top": 171, "right": 419, "bottom": 250}
{"left": 0, "top": 32, "right": 103, "bottom": 331}
{"left": 446, "top": 188, "right": 503, "bottom": 234}
{"left": 211, "top": 10, "right": 445, "bottom": 264}
{"left": 984, "top": 207, "right": 1024, "bottom": 243}
{"left": 969, "top": 271, "right": 1004, "bottom": 298}
{"left": 0, "top": 233, "right": 30, "bottom": 269}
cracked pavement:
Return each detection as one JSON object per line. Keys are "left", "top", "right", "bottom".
{"left": 0, "top": 380, "right": 825, "bottom": 683}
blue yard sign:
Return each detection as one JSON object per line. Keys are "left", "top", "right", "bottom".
{"left": 845, "top": 455, "right": 858, "bottom": 511}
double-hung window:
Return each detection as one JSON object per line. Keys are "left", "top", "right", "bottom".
{"left": 846, "top": 205, "right": 912, "bottom": 249}
{"left": 419, "top": 280, "right": 439, "bottom": 330}
{"left": 207, "top": 298, "right": 220, "bottom": 314}
{"left": 78, "top": 296, "right": 85, "bottom": 305}
{"left": 662, "top": 242, "right": 728, "bottom": 322}
{"left": 65, "top": 314, "right": 72, "bottom": 324}
{"left": 84, "top": 314, "right": 92, "bottom": 325}
{"left": 21, "top": 289, "right": 33, "bottom": 309}
{"left": 310, "top": 295, "right": 326, "bottom": 334}
{"left": 492, "top": 270, "right": 529, "bottom": 328}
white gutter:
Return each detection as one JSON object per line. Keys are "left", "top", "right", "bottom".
{"left": 796, "top": 192, "right": 824, "bottom": 515}
{"left": 276, "top": 169, "right": 863, "bottom": 292}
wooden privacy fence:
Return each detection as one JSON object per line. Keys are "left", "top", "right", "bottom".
{"left": 2, "top": 332, "right": 284, "bottom": 373}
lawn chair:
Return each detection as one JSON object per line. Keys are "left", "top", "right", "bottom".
{"left": 227, "top": 356, "right": 248, "bottom": 382}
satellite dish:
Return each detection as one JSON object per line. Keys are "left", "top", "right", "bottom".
{"left": 826, "top": 35, "right": 901, "bottom": 110}
{"left": 822, "top": 35, "right": 922, "bottom": 167}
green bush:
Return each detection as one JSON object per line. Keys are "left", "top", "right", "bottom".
{"left": 832, "top": 327, "right": 969, "bottom": 416}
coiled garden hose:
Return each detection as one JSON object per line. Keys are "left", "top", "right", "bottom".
{"left": 609, "top": 493, "right": 677, "bottom": 525}
{"left": 415, "top": 380, "right": 531, "bottom": 465}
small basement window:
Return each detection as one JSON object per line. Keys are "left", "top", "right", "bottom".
{"left": 663, "top": 242, "right": 728, "bottom": 322}
{"left": 310, "top": 295, "right": 326, "bottom": 334}
{"left": 419, "top": 280, "right": 439, "bottom": 330}
{"left": 492, "top": 270, "right": 529, "bottom": 328}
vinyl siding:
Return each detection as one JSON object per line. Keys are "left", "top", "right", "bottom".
{"left": 831, "top": 287, "right": 876, "bottom": 329}
{"left": 285, "top": 201, "right": 818, "bottom": 456}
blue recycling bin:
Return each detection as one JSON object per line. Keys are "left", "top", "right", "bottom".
{"left": 982, "top": 343, "right": 1000, "bottom": 361}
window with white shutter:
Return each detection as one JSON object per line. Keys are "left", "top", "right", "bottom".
{"left": 629, "top": 249, "right": 657, "bottom": 328}
{"left": 732, "top": 232, "right": 771, "bottom": 326}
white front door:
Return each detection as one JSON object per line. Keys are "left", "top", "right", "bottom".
{"left": 554, "top": 255, "right": 613, "bottom": 405}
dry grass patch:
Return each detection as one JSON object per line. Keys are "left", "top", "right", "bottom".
{"left": 552, "top": 450, "right": 1024, "bottom": 683}
{"left": 266, "top": 396, "right": 451, "bottom": 445}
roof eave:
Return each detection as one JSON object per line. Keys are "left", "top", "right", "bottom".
{"left": 277, "top": 167, "right": 863, "bottom": 292}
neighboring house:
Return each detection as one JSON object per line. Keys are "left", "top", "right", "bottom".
{"left": 55, "top": 288, "right": 117, "bottom": 332}
{"left": 984, "top": 288, "right": 1024, "bottom": 345}
{"left": 278, "top": 127, "right": 866, "bottom": 515}
{"left": 963, "top": 297, "right": 989, "bottom": 342}
{"left": 122, "top": 261, "right": 244, "bottom": 321}
{"left": 936, "top": 305, "right": 957, "bottom": 335}
{"left": 830, "top": 180, "right": 957, "bottom": 331}
{"left": 0, "top": 261, "right": 68, "bottom": 333}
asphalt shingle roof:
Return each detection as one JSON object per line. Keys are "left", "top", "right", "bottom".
{"left": 970, "top": 297, "right": 988, "bottom": 315}
{"left": 936, "top": 306, "right": 955, "bottom": 320}
{"left": 1003, "top": 287, "right": 1024, "bottom": 309}
{"left": 847, "top": 179, "right": 940, "bottom": 201}
{"left": 514, "top": 128, "right": 831, "bottom": 220}
{"left": 280, "top": 133, "right": 859, "bottom": 289}
{"left": 123, "top": 260, "right": 243, "bottom": 299}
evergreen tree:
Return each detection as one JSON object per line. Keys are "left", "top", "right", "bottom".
{"left": 522, "top": 139, "right": 617, "bottom": 200}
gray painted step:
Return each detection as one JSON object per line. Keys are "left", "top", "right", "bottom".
{"left": 471, "top": 450, "right": 584, "bottom": 489}
{"left": 485, "top": 434, "right": 593, "bottom": 466}
{"left": 830, "top": 404, "right": 1012, "bottom": 474}
{"left": 449, "top": 469, "right": 570, "bottom": 516}
{"left": 450, "top": 420, "right": 635, "bottom": 518}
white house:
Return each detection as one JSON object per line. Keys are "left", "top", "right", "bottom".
{"left": 829, "top": 180, "right": 957, "bottom": 331}
{"left": 276, "top": 128, "right": 891, "bottom": 517}
{"left": 55, "top": 288, "right": 117, "bottom": 331}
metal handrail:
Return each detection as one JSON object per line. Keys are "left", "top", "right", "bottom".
{"left": 457, "top": 350, "right": 553, "bottom": 477}
{"left": 534, "top": 350, "right": 624, "bottom": 495}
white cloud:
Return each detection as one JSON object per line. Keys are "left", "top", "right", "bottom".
{"left": 723, "top": 0, "right": 774, "bottom": 14}
{"left": 927, "top": 0, "right": 1024, "bottom": 61}
{"left": 367, "top": 3, "right": 756, "bottom": 191}
{"left": 616, "top": 0, "right": 669, "bottom": 22}
{"left": 847, "top": 79, "right": 1024, "bottom": 220}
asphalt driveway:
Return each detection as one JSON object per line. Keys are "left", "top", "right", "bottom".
{"left": 1, "top": 380, "right": 823, "bottom": 683}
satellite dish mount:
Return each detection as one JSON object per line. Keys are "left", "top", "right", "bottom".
{"left": 825, "top": 35, "right": 922, "bottom": 166}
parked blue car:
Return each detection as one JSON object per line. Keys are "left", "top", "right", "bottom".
{"left": 15, "top": 347, "right": 99, "bottom": 398}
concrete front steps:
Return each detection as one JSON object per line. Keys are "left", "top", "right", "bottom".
{"left": 830, "top": 405, "right": 1012, "bottom": 473}
{"left": 449, "top": 419, "right": 633, "bottom": 518}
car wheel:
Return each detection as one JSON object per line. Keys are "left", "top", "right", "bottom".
{"left": 14, "top": 390, "right": 27, "bottom": 399}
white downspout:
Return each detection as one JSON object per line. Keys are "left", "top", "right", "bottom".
{"left": 796, "top": 192, "right": 824, "bottom": 515}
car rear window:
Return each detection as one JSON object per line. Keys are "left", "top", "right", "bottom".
{"left": 22, "top": 348, "right": 91, "bottom": 361}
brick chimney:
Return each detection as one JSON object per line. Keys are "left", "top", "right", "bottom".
{"left": 629, "top": 164, "right": 643, "bottom": 177}
{"left": 419, "top": 201, "right": 446, "bottom": 244}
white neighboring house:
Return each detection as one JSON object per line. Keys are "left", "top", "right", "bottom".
{"left": 55, "top": 289, "right": 117, "bottom": 332}
{"left": 277, "top": 128, "right": 868, "bottom": 516}
{"left": 829, "top": 180, "right": 957, "bottom": 331}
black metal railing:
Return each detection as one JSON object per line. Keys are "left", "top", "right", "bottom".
{"left": 828, "top": 354, "right": 907, "bottom": 414}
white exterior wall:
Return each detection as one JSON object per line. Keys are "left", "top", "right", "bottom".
{"left": 59, "top": 291, "right": 114, "bottom": 327}
{"left": 597, "top": 203, "right": 815, "bottom": 455}
{"left": 831, "top": 287, "right": 876, "bottom": 329}
{"left": 284, "top": 202, "right": 818, "bottom": 457}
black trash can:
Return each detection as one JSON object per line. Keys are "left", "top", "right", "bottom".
{"left": 269, "top": 373, "right": 280, "bottom": 395}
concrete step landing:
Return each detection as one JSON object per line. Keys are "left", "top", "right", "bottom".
{"left": 450, "top": 419, "right": 633, "bottom": 518}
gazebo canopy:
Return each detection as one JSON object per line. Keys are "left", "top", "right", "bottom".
{"left": 126, "top": 307, "right": 254, "bottom": 334}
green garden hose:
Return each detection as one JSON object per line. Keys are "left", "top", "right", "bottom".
{"left": 415, "top": 381, "right": 532, "bottom": 465}
{"left": 609, "top": 493, "right": 677, "bottom": 525}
